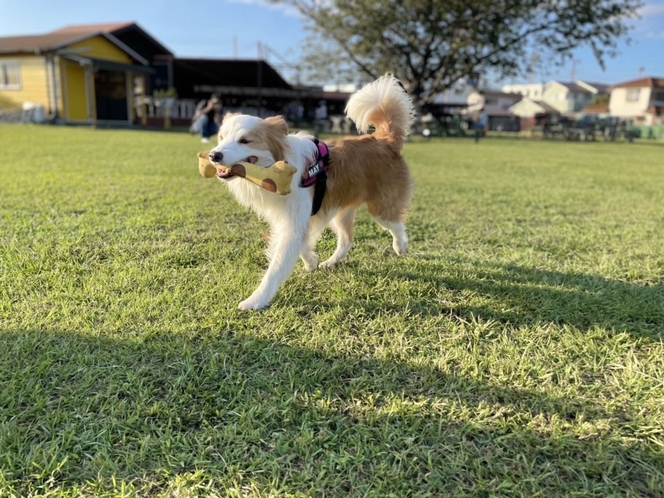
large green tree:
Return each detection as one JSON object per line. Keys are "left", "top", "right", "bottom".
{"left": 275, "top": 0, "right": 642, "bottom": 107}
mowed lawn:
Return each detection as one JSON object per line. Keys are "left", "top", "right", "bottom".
{"left": 0, "top": 124, "right": 663, "bottom": 497}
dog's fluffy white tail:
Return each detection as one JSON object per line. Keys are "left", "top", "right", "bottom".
{"left": 345, "top": 74, "right": 416, "bottom": 144}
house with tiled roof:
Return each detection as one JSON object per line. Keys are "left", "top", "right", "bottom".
{"left": 0, "top": 22, "right": 308, "bottom": 126}
{"left": 0, "top": 22, "right": 171, "bottom": 124}
{"left": 608, "top": 77, "right": 664, "bottom": 125}
{"left": 508, "top": 97, "right": 560, "bottom": 118}
{"left": 541, "top": 81, "right": 608, "bottom": 114}
{"left": 466, "top": 89, "right": 522, "bottom": 131}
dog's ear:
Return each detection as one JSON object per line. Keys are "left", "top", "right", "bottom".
{"left": 222, "top": 112, "right": 238, "bottom": 124}
{"left": 265, "top": 115, "right": 288, "bottom": 135}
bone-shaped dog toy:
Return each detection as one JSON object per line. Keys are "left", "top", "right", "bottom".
{"left": 198, "top": 151, "right": 297, "bottom": 195}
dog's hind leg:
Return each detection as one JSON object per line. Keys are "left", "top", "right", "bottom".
{"left": 368, "top": 201, "right": 409, "bottom": 256}
{"left": 300, "top": 211, "right": 333, "bottom": 272}
{"left": 373, "top": 217, "right": 408, "bottom": 255}
{"left": 320, "top": 207, "right": 357, "bottom": 269}
{"left": 239, "top": 211, "right": 309, "bottom": 311}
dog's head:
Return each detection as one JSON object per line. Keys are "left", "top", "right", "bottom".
{"left": 208, "top": 113, "right": 289, "bottom": 180}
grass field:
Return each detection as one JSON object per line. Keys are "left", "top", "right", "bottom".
{"left": 0, "top": 124, "right": 663, "bottom": 497}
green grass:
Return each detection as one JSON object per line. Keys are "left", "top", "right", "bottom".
{"left": 1, "top": 124, "right": 663, "bottom": 497}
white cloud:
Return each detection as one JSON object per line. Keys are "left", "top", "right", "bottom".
{"left": 634, "top": 0, "right": 664, "bottom": 40}
{"left": 645, "top": 30, "right": 664, "bottom": 38}
{"left": 227, "top": 0, "right": 302, "bottom": 18}
{"left": 640, "top": 1, "right": 664, "bottom": 17}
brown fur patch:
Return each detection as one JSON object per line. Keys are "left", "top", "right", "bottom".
{"left": 321, "top": 133, "right": 413, "bottom": 223}
{"left": 245, "top": 117, "right": 290, "bottom": 161}
{"left": 222, "top": 112, "right": 238, "bottom": 124}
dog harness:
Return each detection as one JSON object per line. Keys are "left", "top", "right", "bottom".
{"left": 300, "top": 138, "right": 330, "bottom": 216}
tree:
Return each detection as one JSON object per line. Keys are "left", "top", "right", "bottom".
{"left": 589, "top": 94, "right": 611, "bottom": 106}
{"left": 274, "top": 0, "right": 642, "bottom": 108}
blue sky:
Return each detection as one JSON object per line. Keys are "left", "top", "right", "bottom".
{"left": 0, "top": 0, "right": 662, "bottom": 86}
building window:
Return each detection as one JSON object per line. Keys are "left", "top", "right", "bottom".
{"left": 626, "top": 88, "right": 641, "bottom": 102}
{"left": 0, "top": 61, "right": 21, "bottom": 90}
{"left": 653, "top": 91, "right": 664, "bottom": 103}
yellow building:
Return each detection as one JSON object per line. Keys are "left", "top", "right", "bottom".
{"left": 0, "top": 25, "right": 155, "bottom": 124}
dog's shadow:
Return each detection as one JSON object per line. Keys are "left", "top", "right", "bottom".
{"left": 326, "top": 258, "right": 663, "bottom": 339}
{"left": 1, "top": 327, "right": 661, "bottom": 494}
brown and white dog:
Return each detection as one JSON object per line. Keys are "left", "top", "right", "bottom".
{"left": 208, "top": 75, "right": 416, "bottom": 310}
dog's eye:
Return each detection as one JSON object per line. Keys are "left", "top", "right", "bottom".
{"left": 239, "top": 138, "right": 250, "bottom": 145}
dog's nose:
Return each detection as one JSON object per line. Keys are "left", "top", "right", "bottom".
{"left": 209, "top": 151, "right": 223, "bottom": 164}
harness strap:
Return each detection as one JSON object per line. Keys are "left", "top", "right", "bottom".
{"left": 300, "top": 138, "right": 330, "bottom": 216}
{"left": 311, "top": 170, "right": 327, "bottom": 216}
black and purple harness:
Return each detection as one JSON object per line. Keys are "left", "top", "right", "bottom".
{"left": 300, "top": 138, "right": 330, "bottom": 216}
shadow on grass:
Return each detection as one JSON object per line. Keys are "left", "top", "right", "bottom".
{"left": 362, "top": 261, "right": 663, "bottom": 338}
{"left": 0, "top": 328, "right": 661, "bottom": 495}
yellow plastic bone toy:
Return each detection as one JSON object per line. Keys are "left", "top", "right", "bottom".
{"left": 198, "top": 151, "right": 297, "bottom": 195}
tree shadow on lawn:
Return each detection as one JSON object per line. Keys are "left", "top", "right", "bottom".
{"left": 1, "top": 328, "right": 662, "bottom": 495}
{"left": 360, "top": 260, "right": 663, "bottom": 338}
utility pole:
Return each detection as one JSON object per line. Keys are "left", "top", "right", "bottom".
{"left": 257, "top": 41, "right": 263, "bottom": 114}
{"left": 528, "top": 52, "right": 539, "bottom": 84}
{"left": 570, "top": 59, "right": 581, "bottom": 82}
{"left": 257, "top": 41, "right": 264, "bottom": 60}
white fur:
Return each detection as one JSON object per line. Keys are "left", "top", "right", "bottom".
{"left": 211, "top": 125, "right": 317, "bottom": 310}
{"left": 345, "top": 74, "right": 416, "bottom": 136}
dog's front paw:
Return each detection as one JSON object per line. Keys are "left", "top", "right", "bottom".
{"left": 318, "top": 259, "right": 337, "bottom": 270}
{"left": 302, "top": 253, "right": 319, "bottom": 272}
{"left": 238, "top": 296, "right": 270, "bottom": 311}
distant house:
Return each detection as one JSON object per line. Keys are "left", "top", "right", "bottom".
{"left": 577, "top": 81, "right": 610, "bottom": 95}
{"left": 422, "top": 79, "right": 474, "bottom": 120}
{"left": 502, "top": 80, "right": 609, "bottom": 116}
{"left": 172, "top": 58, "right": 297, "bottom": 104}
{"left": 0, "top": 22, "right": 327, "bottom": 126}
{"left": 51, "top": 23, "right": 174, "bottom": 91}
{"left": 0, "top": 23, "right": 167, "bottom": 124}
{"left": 608, "top": 77, "right": 664, "bottom": 125}
{"left": 466, "top": 89, "right": 521, "bottom": 131}
{"left": 508, "top": 97, "right": 560, "bottom": 129}
{"left": 501, "top": 82, "right": 545, "bottom": 101}
{"left": 541, "top": 81, "right": 607, "bottom": 115}
{"left": 433, "top": 79, "right": 474, "bottom": 106}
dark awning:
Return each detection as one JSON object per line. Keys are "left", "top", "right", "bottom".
{"left": 63, "top": 55, "right": 155, "bottom": 74}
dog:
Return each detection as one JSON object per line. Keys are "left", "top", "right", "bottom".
{"left": 208, "top": 74, "right": 416, "bottom": 310}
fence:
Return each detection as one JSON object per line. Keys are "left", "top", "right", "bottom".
{"left": 636, "top": 125, "right": 664, "bottom": 141}
{"left": 134, "top": 97, "right": 198, "bottom": 121}
{"left": 0, "top": 105, "right": 46, "bottom": 124}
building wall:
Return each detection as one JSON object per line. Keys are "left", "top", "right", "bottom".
{"left": 509, "top": 99, "right": 544, "bottom": 118}
{"left": 62, "top": 60, "right": 89, "bottom": 121}
{"left": 651, "top": 89, "right": 664, "bottom": 106}
{"left": 59, "top": 36, "right": 134, "bottom": 123}
{"left": 0, "top": 55, "right": 49, "bottom": 109}
{"left": 501, "top": 83, "right": 544, "bottom": 100}
{"left": 542, "top": 84, "right": 570, "bottom": 114}
{"left": 467, "top": 91, "right": 521, "bottom": 115}
{"left": 65, "top": 36, "right": 132, "bottom": 64}
{"left": 543, "top": 83, "right": 595, "bottom": 115}
{"left": 609, "top": 87, "right": 653, "bottom": 118}
{"left": 1, "top": 35, "right": 133, "bottom": 122}
{"left": 496, "top": 95, "right": 521, "bottom": 110}
{"left": 434, "top": 80, "right": 473, "bottom": 105}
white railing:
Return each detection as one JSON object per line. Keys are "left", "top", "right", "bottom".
{"left": 0, "top": 104, "right": 47, "bottom": 123}
{"left": 134, "top": 97, "right": 198, "bottom": 120}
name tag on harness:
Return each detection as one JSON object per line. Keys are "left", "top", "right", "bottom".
{"left": 300, "top": 139, "right": 329, "bottom": 188}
